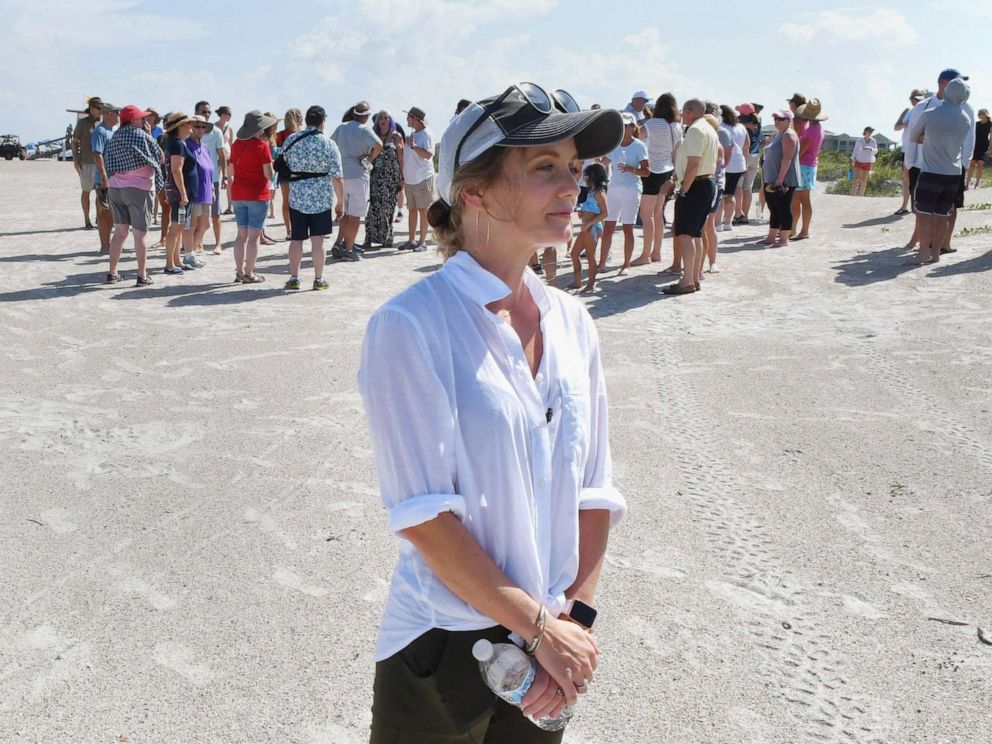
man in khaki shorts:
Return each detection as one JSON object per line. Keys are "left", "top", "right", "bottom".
{"left": 399, "top": 106, "right": 435, "bottom": 251}
{"left": 330, "top": 101, "right": 383, "bottom": 261}
{"left": 72, "top": 96, "right": 104, "bottom": 229}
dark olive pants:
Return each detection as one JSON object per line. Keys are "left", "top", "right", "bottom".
{"left": 369, "top": 626, "right": 566, "bottom": 744}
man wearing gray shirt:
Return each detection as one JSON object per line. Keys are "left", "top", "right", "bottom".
{"left": 908, "top": 77, "right": 972, "bottom": 266}
{"left": 330, "top": 101, "right": 382, "bottom": 261}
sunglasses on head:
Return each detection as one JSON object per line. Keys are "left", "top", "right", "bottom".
{"left": 552, "top": 89, "right": 580, "bottom": 114}
{"left": 454, "top": 82, "right": 552, "bottom": 170}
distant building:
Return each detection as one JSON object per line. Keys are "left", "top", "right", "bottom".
{"left": 760, "top": 125, "right": 898, "bottom": 153}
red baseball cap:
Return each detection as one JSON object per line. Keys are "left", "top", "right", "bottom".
{"left": 735, "top": 103, "right": 756, "bottom": 116}
{"left": 119, "top": 104, "right": 151, "bottom": 124}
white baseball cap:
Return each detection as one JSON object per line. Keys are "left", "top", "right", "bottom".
{"left": 632, "top": 90, "right": 649, "bottom": 100}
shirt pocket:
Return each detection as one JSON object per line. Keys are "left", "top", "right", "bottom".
{"left": 556, "top": 376, "right": 591, "bottom": 470}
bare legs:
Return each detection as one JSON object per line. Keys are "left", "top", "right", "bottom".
{"left": 189, "top": 215, "right": 210, "bottom": 255}
{"left": 674, "top": 234, "right": 701, "bottom": 290}
{"left": 288, "top": 236, "right": 325, "bottom": 280}
{"left": 341, "top": 215, "right": 361, "bottom": 251}
{"left": 915, "top": 213, "right": 943, "bottom": 264}
{"left": 631, "top": 194, "right": 658, "bottom": 266}
{"left": 81, "top": 189, "right": 93, "bottom": 227}
{"left": 407, "top": 207, "right": 428, "bottom": 246}
{"left": 967, "top": 158, "right": 984, "bottom": 189}
{"left": 851, "top": 168, "right": 870, "bottom": 197}
{"left": 211, "top": 214, "right": 223, "bottom": 254}
{"left": 232, "top": 227, "right": 262, "bottom": 279}
{"left": 108, "top": 226, "right": 149, "bottom": 279}
{"left": 703, "top": 212, "right": 718, "bottom": 273}
{"left": 96, "top": 199, "right": 113, "bottom": 252}
{"left": 899, "top": 166, "right": 912, "bottom": 212}
{"left": 617, "top": 224, "right": 634, "bottom": 275}
{"left": 790, "top": 189, "right": 812, "bottom": 238}
{"left": 280, "top": 182, "right": 291, "bottom": 238}
{"left": 570, "top": 231, "right": 598, "bottom": 291}
{"left": 165, "top": 223, "right": 184, "bottom": 271}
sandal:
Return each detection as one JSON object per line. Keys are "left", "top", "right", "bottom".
{"left": 792, "top": 233, "right": 809, "bottom": 241}
{"left": 662, "top": 282, "right": 695, "bottom": 295}
{"left": 106, "top": 273, "right": 123, "bottom": 283}
{"left": 234, "top": 273, "right": 246, "bottom": 283}
{"left": 242, "top": 274, "right": 266, "bottom": 283}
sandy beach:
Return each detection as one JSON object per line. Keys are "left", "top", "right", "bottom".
{"left": 1, "top": 160, "right": 990, "bottom": 744}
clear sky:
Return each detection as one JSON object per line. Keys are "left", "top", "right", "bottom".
{"left": 1, "top": 0, "right": 987, "bottom": 144}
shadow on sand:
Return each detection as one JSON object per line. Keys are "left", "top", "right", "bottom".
{"left": 832, "top": 243, "right": 927, "bottom": 286}
{"left": 928, "top": 246, "right": 992, "bottom": 277}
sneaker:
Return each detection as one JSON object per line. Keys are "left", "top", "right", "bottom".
{"left": 413, "top": 243, "right": 426, "bottom": 253}
{"left": 106, "top": 272, "right": 123, "bottom": 283}
{"left": 312, "top": 278, "right": 329, "bottom": 291}
{"left": 164, "top": 266, "right": 184, "bottom": 275}
{"left": 338, "top": 247, "right": 361, "bottom": 262}
{"left": 395, "top": 210, "right": 404, "bottom": 222}
{"left": 723, "top": 223, "right": 733, "bottom": 232}
{"left": 396, "top": 241, "right": 415, "bottom": 251}
{"left": 191, "top": 254, "right": 206, "bottom": 268}
{"left": 352, "top": 244, "right": 365, "bottom": 255}
{"left": 284, "top": 277, "right": 302, "bottom": 290}
{"left": 135, "top": 275, "right": 153, "bottom": 287}
{"left": 330, "top": 240, "right": 346, "bottom": 259}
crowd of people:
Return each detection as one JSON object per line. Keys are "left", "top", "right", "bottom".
{"left": 67, "top": 66, "right": 983, "bottom": 291}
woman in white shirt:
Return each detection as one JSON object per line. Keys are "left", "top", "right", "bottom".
{"left": 632, "top": 93, "right": 682, "bottom": 268}
{"left": 359, "top": 85, "right": 626, "bottom": 743}
{"left": 718, "top": 105, "right": 750, "bottom": 231}
{"left": 850, "top": 126, "right": 878, "bottom": 197}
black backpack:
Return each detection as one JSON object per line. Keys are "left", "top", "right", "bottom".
{"left": 273, "top": 129, "right": 322, "bottom": 181}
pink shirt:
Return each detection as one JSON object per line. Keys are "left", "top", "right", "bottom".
{"left": 799, "top": 121, "right": 824, "bottom": 167}
{"left": 109, "top": 165, "right": 156, "bottom": 191}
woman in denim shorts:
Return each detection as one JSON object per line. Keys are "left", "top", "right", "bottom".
{"left": 229, "top": 110, "right": 277, "bottom": 283}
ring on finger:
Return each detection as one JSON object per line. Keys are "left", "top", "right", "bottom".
{"left": 576, "top": 681, "right": 589, "bottom": 694}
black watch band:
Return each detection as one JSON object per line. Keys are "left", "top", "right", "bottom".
{"left": 566, "top": 599, "right": 597, "bottom": 630}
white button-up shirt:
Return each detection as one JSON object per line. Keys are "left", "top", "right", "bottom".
{"left": 358, "top": 251, "right": 627, "bottom": 661}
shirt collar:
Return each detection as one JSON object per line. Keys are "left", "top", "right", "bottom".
{"left": 441, "top": 250, "right": 553, "bottom": 317}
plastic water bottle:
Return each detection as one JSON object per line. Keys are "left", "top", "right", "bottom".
{"left": 471, "top": 639, "right": 573, "bottom": 731}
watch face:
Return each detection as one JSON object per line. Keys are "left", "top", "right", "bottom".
{"left": 569, "top": 600, "right": 597, "bottom": 629}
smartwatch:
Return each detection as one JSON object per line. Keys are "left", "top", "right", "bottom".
{"left": 565, "top": 599, "right": 597, "bottom": 630}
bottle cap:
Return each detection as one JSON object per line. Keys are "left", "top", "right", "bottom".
{"left": 472, "top": 639, "right": 494, "bottom": 662}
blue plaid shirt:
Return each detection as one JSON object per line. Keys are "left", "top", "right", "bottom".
{"left": 104, "top": 125, "right": 164, "bottom": 192}
{"left": 284, "top": 128, "right": 343, "bottom": 215}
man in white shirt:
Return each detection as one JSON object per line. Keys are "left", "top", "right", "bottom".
{"left": 623, "top": 90, "right": 650, "bottom": 126}
{"left": 399, "top": 106, "right": 435, "bottom": 252}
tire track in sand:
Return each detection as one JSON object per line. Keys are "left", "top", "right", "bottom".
{"left": 650, "top": 321, "right": 884, "bottom": 743}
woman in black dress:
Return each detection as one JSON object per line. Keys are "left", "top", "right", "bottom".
{"left": 365, "top": 110, "right": 404, "bottom": 249}
{"left": 968, "top": 108, "right": 990, "bottom": 190}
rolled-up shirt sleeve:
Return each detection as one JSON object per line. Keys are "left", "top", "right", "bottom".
{"left": 579, "top": 318, "right": 627, "bottom": 526}
{"left": 358, "top": 307, "right": 465, "bottom": 535}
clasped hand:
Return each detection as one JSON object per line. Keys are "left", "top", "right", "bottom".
{"left": 520, "top": 615, "right": 598, "bottom": 721}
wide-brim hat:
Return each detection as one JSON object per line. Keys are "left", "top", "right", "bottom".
{"left": 101, "top": 102, "right": 121, "bottom": 114}
{"left": 165, "top": 111, "right": 195, "bottom": 132}
{"left": 436, "top": 87, "right": 623, "bottom": 205}
{"left": 405, "top": 106, "right": 427, "bottom": 122}
{"left": 795, "top": 98, "right": 828, "bottom": 121}
{"left": 190, "top": 114, "right": 215, "bottom": 133}
{"left": 237, "top": 109, "right": 279, "bottom": 140}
